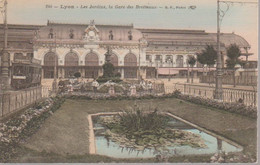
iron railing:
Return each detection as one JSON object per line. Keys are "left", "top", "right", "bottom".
{"left": 166, "top": 83, "right": 257, "bottom": 107}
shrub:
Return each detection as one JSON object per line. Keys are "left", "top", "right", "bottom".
{"left": 115, "top": 72, "right": 121, "bottom": 78}
{"left": 96, "top": 77, "right": 122, "bottom": 83}
{"left": 74, "top": 72, "right": 81, "bottom": 78}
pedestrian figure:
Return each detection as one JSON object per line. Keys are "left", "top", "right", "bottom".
{"left": 92, "top": 79, "right": 99, "bottom": 93}
{"left": 68, "top": 83, "right": 73, "bottom": 93}
{"left": 130, "top": 84, "right": 136, "bottom": 96}
{"left": 148, "top": 81, "right": 153, "bottom": 94}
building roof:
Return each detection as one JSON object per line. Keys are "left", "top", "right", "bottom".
{"left": 39, "top": 21, "right": 142, "bottom": 41}
{"left": 0, "top": 24, "right": 42, "bottom": 50}
{"left": 209, "top": 33, "right": 250, "bottom": 48}
{"left": 0, "top": 23, "right": 251, "bottom": 51}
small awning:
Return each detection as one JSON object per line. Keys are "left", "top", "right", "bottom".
{"left": 158, "top": 67, "right": 216, "bottom": 75}
{"left": 158, "top": 68, "right": 179, "bottom": 75}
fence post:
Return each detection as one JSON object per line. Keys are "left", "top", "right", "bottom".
{"left": 0, "top": 93, "right": 2, "bottom": 117}
{"left": 8, "top": 93, "right": 11, "bottom": 114}
{"left": 254, "top": 92, "right": 256, "bottom": 106}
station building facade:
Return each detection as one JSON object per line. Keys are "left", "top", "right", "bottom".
{"left": 0, "top": 20, "right": 252, "bottom": 81}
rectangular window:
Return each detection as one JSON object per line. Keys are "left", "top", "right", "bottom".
{"left": 146, "top": 55, "right": 151, "bottom": 61}
{"left": 155, "top": 55, "right": 162, "bottom": 62}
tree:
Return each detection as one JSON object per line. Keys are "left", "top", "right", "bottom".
{"left": 196, "top": 45, "right": 217, "bottom": 73}
{"left": 226, "top": 44, "right": 242, "bottom": 87}
{"left": 188, "top": 56, "right": 197, "bottom": 83}
{"left": 74, "top": 72, "right": 81, "bottom": 78}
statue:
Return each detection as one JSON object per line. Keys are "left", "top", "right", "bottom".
{"left": 105, "top": 46, "right": 112, "bottom": 63}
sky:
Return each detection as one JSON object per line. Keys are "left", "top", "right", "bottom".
{"left": 2, "top": 0, "right": 258, "bottom": 60}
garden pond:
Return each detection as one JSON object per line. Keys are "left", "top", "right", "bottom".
{"left": 91, "top": 113, "right": 243, "bottom": 158}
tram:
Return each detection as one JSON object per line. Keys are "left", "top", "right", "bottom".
{"left": 11, "top": 58, "right": 42, "bottom": 90}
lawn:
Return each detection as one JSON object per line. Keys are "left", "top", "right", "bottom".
{"left": 8, "top": 98, "right": 257, "bottom": 163}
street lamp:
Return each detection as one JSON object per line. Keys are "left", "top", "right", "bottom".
{"left": 0, "top": 0, "right": 10, "bottom": 90}
{"left": 52, "top": 32, "right": 57, "bottom": 93}
{"left": 166, "top": 58, "right": 172, "bottom": 81}
{"left": 187, "top": 59, "right": 190, "bottom": 83}
{"left": 138, "top": 39, "right": 141, "bottom": 81}
{"left": 215, "top": 0, "right": 257, "bottom": 100}
{"left": 215, "top": 0, "right": 223, "bottom": 100}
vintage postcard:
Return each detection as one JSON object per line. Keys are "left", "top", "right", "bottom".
{"left": 0, "top": 0, "right": 258, "bottom": 163}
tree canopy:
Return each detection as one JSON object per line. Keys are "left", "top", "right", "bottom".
{"left": 188, "top": 56, "right": 196, "bottom": 67}
{"left": 226, "top": 44, "right": 242, "bottom": 69}
{"left": 74, "top": 72, "right": 81, "bottom": 78}
{"left": 196, "top": 45, "right": 217, "bottom": 67}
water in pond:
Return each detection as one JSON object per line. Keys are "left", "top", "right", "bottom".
{"left": 93, "top": 115, "right": 242, "bottom": 158}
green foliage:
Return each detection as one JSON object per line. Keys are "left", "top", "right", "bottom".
{"left": 196, "top": 45, "right": 217, "bottom": 66}
{"left": 106, "top": 108, "right": 170, "bottom": 135}
{"left": 96, "top": 77, "right": 122, "bottom": 83}
{"left": 188, "top": 56, "right": 197, "bottom": 67}
{"left": 226, "top": 44, "right": 242, "bottom": 69}
{"left": 74, "top": 72, "right": 81, "bottom": 78}
{"left": 102, "top": 62, "right": 115, "bottom": 78}
{"left": 114, "top": 72, "right": 121, "bottom": 78}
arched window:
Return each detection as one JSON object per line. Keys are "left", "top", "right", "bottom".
{"left": 43, "top": 52, "right": 58, "bottom": 78}
{"left": 44, "top": 52, "right": 58, "bottom": 66}
{"left": 65, "top": 52, "right": 79, "bottom": 66}
{"left": 124, "top": 53, "right": 137, "bottom": 78}
{"left": 124, "top": 53, "right": 137, "bottom": 66}
{"left": 85, "top": 53, "right": 99, "bottom": 66}
{"left": 110, "top": 54, "right": 118, "bottom": 66}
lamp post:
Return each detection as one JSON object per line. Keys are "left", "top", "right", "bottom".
{"left": 52, "top": 33, "right": 57, "bottom": 93}
{"left": 187, "top": 59, "right": 190, "bottom": 83}
{"left": 156, "top": 60, "right": 159, "bottom": 79}
{"left": 167, "top": 58, "right": 172, "bottom": 81}
{"left": 215, "top": 0, "right": 223, "bottom": 100}
{"left": 215, "top": 0, "right": 257, "bottom": 100}
{"left": 138, "top": 39, "right": 141, "bottom": 81}
{"left": 1, "top": 0, "right": 10, "bottom": 90}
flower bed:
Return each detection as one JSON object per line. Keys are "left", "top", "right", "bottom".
{"left": 0, "top": 96, "right": 65, "bottom": 162}
{"left": 169, "top": 90, "right": 257, "bottom": 119}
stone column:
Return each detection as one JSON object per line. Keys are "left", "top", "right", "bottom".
{"left": 62, "top": 68, "right": 65, "bottom": 78}
{"left": 42, "top": 68, "right": 44, "bottom": 79}
{"left": 172, "top": 55, "right": 177, "bottom": 67}
{"left": 121, "top": 68, "right": 124, "bottom": 79}
{"left": 161, "top": 54, "right": 166, "bottom": 67}
{"left": 58, "top": 68, "right": 62, "bottom": 78}
{"left": 183, "top": 55, "right": 188, "bottom": 67}
{"left": 81, "top": 68, "right": 85, "bottom": 78}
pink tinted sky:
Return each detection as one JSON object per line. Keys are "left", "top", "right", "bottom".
{"left": 3, "top": 0, "right": 259, "bottom": 60}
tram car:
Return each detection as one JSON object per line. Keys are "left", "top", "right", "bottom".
{"left": 11, "top": 58, "right": 42, "bottom": 90}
